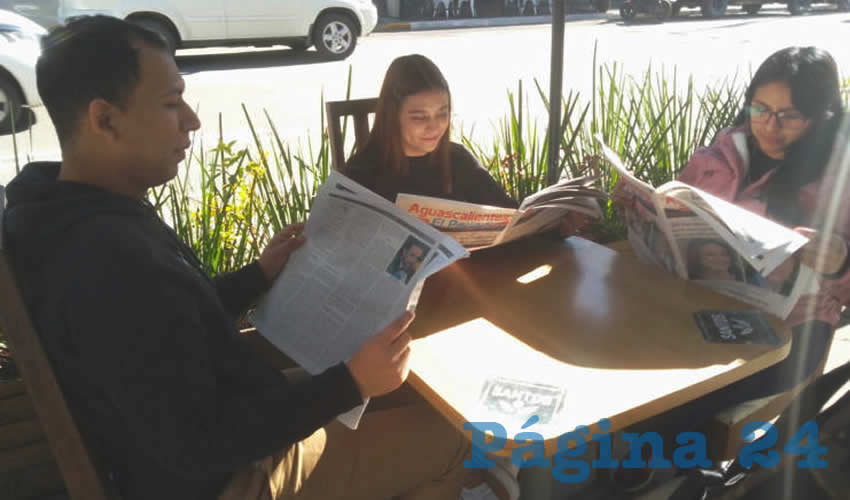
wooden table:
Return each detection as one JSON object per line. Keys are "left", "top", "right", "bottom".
{"left": 406, "top": 236, "right": 793, "bottom": 457}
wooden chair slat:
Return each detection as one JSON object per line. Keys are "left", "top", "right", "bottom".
{"left": 0, "top": 379, "right": 25, "bottom": 399}
{"left": 0, "top": 418, "right": 44, "bottom": 451}
{"left": 325, "top": 97, "right": 378, "bottom": 171}
{"left": 0, "top": 441, "right": 54, "bottom": 472}
{"left": 0, "top": 460, "right": 66, "bottom": 499}
{"left": 0, "top": 249, "right": 116, "bottom": 498}
{"left": 0, "top": 393, "right": 35, "bottom": 425}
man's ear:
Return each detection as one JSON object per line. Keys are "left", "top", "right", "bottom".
{"left": 87, "top": 98, "right": 121, "bottom": 142}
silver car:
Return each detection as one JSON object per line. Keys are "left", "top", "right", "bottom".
{"left": 0, "top": 9, "right": 44, "bottom": 134}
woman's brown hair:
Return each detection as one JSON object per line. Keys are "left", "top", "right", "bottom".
{"left": 349, "top": 54, "right": 454, "bottom": 194}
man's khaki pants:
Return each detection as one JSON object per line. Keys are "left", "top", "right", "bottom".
{"left": 219, "top": 389, "right": 470, "bottom": 500}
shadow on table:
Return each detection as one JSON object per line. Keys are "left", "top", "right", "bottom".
{"left": 412, "top": 236, "right": 789, "bottom": 372}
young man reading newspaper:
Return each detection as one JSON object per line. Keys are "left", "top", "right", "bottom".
{"left": 1, "top": 16, "right": 479, "bottom": 500}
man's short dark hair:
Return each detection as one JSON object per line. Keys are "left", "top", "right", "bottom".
{"left": 36, "top": 15, "right": 167, "bottom": 146}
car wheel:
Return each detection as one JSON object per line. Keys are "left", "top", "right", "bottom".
{"left": 130, "top": 17, "right": 179, "bottom": 54}
{"left": 312, "top": 13, "right": 358, "bottom": 60}
{"left": 743, "top": 3, "right": 762, "bottom": 13}
{"left": 620, "top": 3, "right": 637, "bottom": 20}
{"left": 671, "top": 1, "right": 683, "bottom": 15}
{"left": 435, "top": 1, "right": 449, "bottom": 18}
{"left": 787, "top": 0, "right": 810, "bottom": 14}
{"left": 0, "top": 75, "right": 25, "bottom": 135}
{"left": 422, "top": 0, "right": 435, "bottom": 18}
{"left": 655, "top": 0, "right": 673, "bottom": 19}
{"left": 787, "top": 0, "right": 801, "bottom": 14}
{"left": 700, "top": 0, "right": 728, "bottom": 17}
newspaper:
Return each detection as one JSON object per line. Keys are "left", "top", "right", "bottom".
{"left": 597, "top": 138, "right": 816, "bottom": 320}
{"left": 395, "top": 175, "right": 607, "bottom": 250}
{"left": 249, "top": 171, "right": 469, "bottom": 429}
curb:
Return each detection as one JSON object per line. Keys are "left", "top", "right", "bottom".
{"left": 374, "top": 12, "right": 612, "bottom": 32}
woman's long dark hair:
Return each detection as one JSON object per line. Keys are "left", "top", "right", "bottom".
{"left": 346, "top": 54, "right": 453, "bottom": 194}
{"left": 733, "top": 47, "right": 845, "bottom": 227}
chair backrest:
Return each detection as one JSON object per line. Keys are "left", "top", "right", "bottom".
{"left": 325, "top": 97, "right": 378, "bottom": 172}
{"left": 0, "top": 186, "right": 116, "bottom": 500}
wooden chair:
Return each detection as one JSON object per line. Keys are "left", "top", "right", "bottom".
{"left": 707, "top": 365, "right": 825, "bottom": 461}
{"left": 325, "top": 97, "right": 377, "bottom": 172}
{"left": 0, "top": 188, "right": 117, "bottom": 500}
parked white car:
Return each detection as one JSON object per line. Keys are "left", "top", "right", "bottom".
{"left": 0, "top": 9, "right": 43, "bottom": 134}
{"left": 58, "top": 0, "right": 379, "bottom": 59}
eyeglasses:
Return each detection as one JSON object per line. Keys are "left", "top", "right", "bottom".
{"left": 746, "top": 104, "right": 808, "bottom": 129}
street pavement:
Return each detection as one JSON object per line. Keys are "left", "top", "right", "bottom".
{"left": 2, "top": 5, "right": 849, "bottom": 180}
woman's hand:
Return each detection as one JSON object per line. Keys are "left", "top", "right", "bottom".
{"left": 257, "top": 222, "right": 307, "bottom": 282}
{"left": 559, "top": 212, "right": 594, "bottom": 238}
{"left": 793, "top": 227, "right": 848, "bottom": 275}
{"left": 612, "top": 179, "right": 638, "bottom": 214}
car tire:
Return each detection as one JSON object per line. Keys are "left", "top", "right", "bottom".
{"left": 655, "top": 0, "right": 673, "bottom": 19}
{"left": 620, "top": 3, "right": 637, "bottom": 20}
{"left": 743, "top": 3, "right": 762, "bottom": 13}
{"left": 700, "top": 0, "right": 728, "bottom": 17}
{"left": 312, "top": 13, "right": 358, "bottom": 60}
{"left": 787, "top": 0, "right": 810, "bottom": 14}
{"left": 671, "top": 1, "right": 683, "bottom": 16}
{"left": 435, "top": 1, "right": 449, "bottom": 18}
{"left": 130, "top": 17, "right": 179, "bottom": 54}
{"left": 0, "top": 75, "right": 26, "bottom": 135}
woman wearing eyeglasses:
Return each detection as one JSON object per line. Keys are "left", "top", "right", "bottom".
{"left": 609, "top": 47, "right": 850, "bottom": 492}
{"left": 679, "top": 46, "right": 848, "bottom": 325}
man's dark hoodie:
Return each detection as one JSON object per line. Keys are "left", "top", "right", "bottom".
{"left": 2, "top": 163, "right": 363, "bottom": 499}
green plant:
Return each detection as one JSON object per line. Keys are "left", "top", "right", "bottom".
{"left": 127, "top": 58, "right": 830, "bottom": 272}
{"left": 147, "top": 106, "right": 333, "bottom": 276}
{"left": 459, "top": 44, "right": 744, "bottom": 242}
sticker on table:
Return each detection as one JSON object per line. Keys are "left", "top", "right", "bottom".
{"left": 478, "top": 377, "right": 566, "bottom": 425}
{"left": 693, "top": 310, "right": 781, "bottom": 345}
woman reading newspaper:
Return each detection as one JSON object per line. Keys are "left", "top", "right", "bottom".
{"left": 610, "top": 46, "right": 850, "bottom": 492}
{"left": 343, "top": 54, "right": 592, "bottom": 243}
{"left": 341, "top": 53, "right": 524, "bottom": 500}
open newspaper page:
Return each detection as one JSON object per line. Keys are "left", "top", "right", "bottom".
{"left": 657, "top": 182, "right": 808, "bottom": 275}
{"left": 653, "top": 187, "right": 816, "bottom": 319}
{"left": 596, "top": 137, "right": 815, "bottom": 319}
{"left": 249, "top": 171, "right": 468, "bottom": 428}
{"left": 500, "top": 174, "right": 606, "bottom": 245}
{"left": 395, "top": 175, "right": 605, "bottom": 250}
{"left": 395, "top": 194, "right": 517, "bottom": 249}
{"left": 596, "top": 140, "right": 684, "bottom": 275}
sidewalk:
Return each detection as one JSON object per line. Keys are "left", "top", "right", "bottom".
{"left": 374, "top": 11, "right": 613, "bottom": 32}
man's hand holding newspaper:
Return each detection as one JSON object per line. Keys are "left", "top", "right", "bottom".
{"left": 249, "top": 171, "right": 468, "bottom": 429}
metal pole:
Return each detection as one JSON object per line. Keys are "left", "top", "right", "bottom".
{"left": 547, "top": 0, "right": 565, "bottom": 186}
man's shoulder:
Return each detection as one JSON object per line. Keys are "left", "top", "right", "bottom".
{"left": 68, "top": 213, "right": 150, "bottom": 251}
{"left": 49, "top": 214, "right": 158, "bottom": 280}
